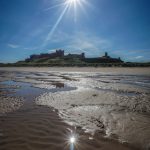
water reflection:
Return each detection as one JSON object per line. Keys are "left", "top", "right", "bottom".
{"left": 52, "top": 82, "right": 64, "bottom": 88}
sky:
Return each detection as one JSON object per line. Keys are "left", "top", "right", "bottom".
{"left": 0, "top": 0, "right": 150, "bottom": 63}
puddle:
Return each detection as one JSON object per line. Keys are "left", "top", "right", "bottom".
{"left": 0, "top": 80, "right": 77, "bottom": 100}
{"left": 1, "top": 81, "right": 46, "bottom": 101}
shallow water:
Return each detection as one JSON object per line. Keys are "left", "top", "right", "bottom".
{"left": 1, "top": 81, "right": 45, "bottom": 100}
{"left": 1, "top": 80, "right": 76, "bottom": 98}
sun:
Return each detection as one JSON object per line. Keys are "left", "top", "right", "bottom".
{"left": 70, "top": 136, "right": 76, "bottom": 144}
{"left": 68, "top": 0, "right": 78, "bottom": 2}
{"left": 67, "top": 0, "right": 80, "bottom": 4}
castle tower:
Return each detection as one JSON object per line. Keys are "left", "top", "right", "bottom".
{"left": 81, "top": 53, "right": 85, "bottom": 59}
{"left": 105, "top": 52, "right": 108, "bottom": 57}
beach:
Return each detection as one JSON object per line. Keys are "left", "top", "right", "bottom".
{"left": 0, "top": 67, "right": 150, "bottom": 150}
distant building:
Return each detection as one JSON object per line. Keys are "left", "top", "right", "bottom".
{"left": 84, "top": 52, "right": 123, "bottom": 63}
{"left": 25, "top": 49, "right": 64, "bottom": 62}
{"left": 102, "top": 52, "right": 110, "bottom": 58}
{"left": 99, "top": 52, "right": 123, "bottom": 63}
{"left": 65, "top": 53, "right": 85, "bottom": 60}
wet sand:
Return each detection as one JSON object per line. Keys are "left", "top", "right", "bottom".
{"left": 0, "top": 67, "right": 150, "bottom": 75}
{"left": 0, "top": 81, "right": 133, "bottom": 150}
{"left": 0, "top": 67, "right": 150, "bottom": 150}
{"left": 0, "top": 104, "right": 134, "bottom": 150}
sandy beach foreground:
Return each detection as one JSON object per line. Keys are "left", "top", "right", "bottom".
{"left": 0, "top": 67, "right": 150, "bottom": 150}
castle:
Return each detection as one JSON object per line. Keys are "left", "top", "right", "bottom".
{"left": 25, "top": 49, "right": 123, "bottom": 63}
{"left": 65, "top": 53, "right": 85, "bottom": 59}
{"left": 84, "top": 52, "right": 123, "bottom": 63}
{"left": 25, "top": 49, "right": 64, "bottom": 62}
{"left": 99, "top": 52, "right": 123, "bottom": 63}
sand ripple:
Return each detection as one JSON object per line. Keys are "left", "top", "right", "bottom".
{"left": 0, "top": 96, "right": 24, "bottom": 114}
{"left": 36, "top": 88, "right": 150, "bottom": 149}
{"left": 0, "top": 105, "right": 133, "bottom": 150}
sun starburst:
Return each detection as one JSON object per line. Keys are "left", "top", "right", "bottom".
{"left": 43, "top": 0, "right": 89, "bottom": 47}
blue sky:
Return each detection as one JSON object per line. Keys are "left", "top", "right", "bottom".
{"left": 0, "top": 0, "right": 150, "bottom": 63}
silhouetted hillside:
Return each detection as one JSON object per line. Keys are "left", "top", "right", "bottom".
{"left": 0, "top": 50, "right": 150, "bottom": 67}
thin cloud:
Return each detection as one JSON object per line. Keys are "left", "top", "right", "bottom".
{"left": 46, "top": 30, "right": 111, "bottom": 57}
{"left": 135, "top": 56, "right": 144, "bottom": 59}
{"left": 8, "top": 44, "right": 20, "bottom": 49}
{"left": 50, "top": 30, "right": 70, "bottom": 43}
{"left": 62, "top": 31, "right": 112, "bottom": 56}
